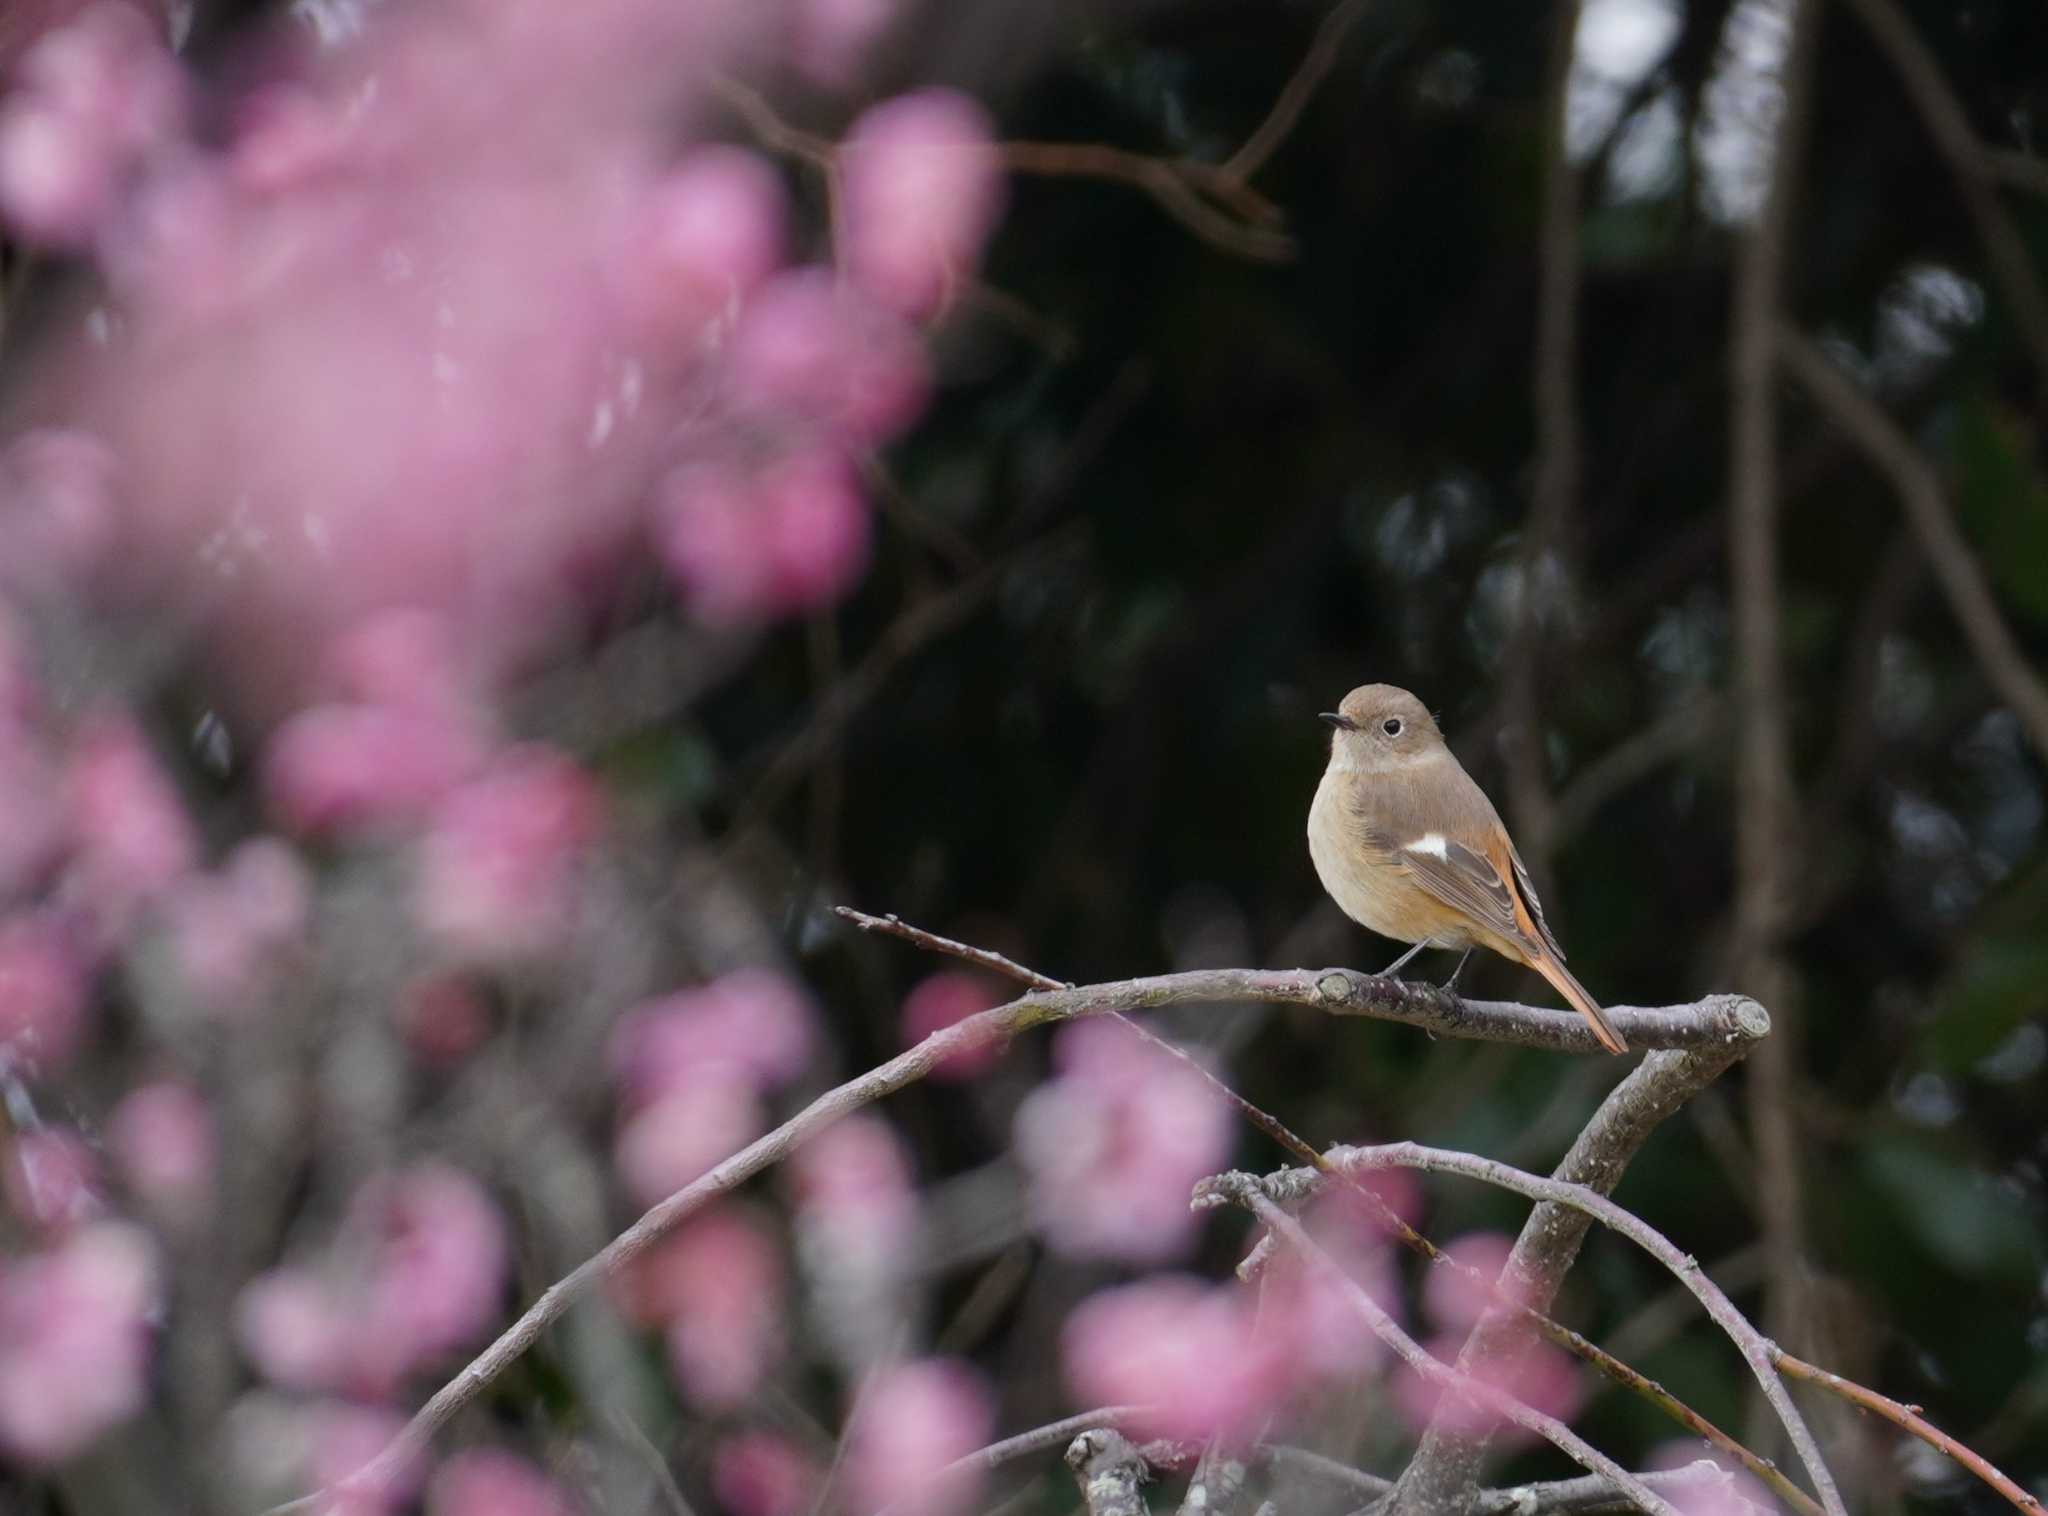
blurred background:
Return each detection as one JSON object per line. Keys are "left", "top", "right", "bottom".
{"left": 0, "top": 0, "right": 2044, "bottom": 1511}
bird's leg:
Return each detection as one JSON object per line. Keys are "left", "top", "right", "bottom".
{"left": 1376, "top": 941, "right": 1430, "bottom": 979}
{"left": 1440, "top": 948, "right": 1474, "bottom": 994}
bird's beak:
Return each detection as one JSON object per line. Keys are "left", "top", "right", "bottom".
{"left": 1319, "top": 712, "right": 1355, "bottom": 730}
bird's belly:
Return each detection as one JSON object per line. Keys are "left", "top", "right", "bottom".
{"left": 1307, "top": 775, "right": 1470, "bottom": 947}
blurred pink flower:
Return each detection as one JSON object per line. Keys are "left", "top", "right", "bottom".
{"left": 107, "top": 1079, "right": 215, "bottom": 1220}
{"left": 899, "top": 969, "right": 1005, "bottom": 1080}
{"left": 355, "top": 1163, "right": 509, "bottom": 1387}
{"left": 1646, "top": 1446, "right": 1778, "bottom": 1515}
{"left": 787, "top": 0, "right": 898, "bottom": 89}
{"left": 429, "top": 1448, "right": 580, "bottom": 1516}
{"left": 842, "top": 90, "right": 1004, "bottom": 318}
{"left": 610, "top": 966, "right": 818, "bottom": 1107}
{"left": 308, "top": 1400, "right": 424, "bottom": 1516}
{"left": 3, "top": 1124, "right": 104, "bottom": 1231}
{"left": 1012, "top": 1018, "right": 1234, "bottom": 1263}
{"left": 164, "top": 837, "right": 312, "bottom": 1013}
{"left": 0, "top": 909, "right": 92, "bottom": 1072}
{"left": 844, "top": 1358, "right": 993, "bottom": 1516}
{"left": 1256, "top": 1197, "right": 1403, "bottom": 1383}
{"left": 416, "top": 746, "right": 604, "bottom": 964}
{"left": 1422, "top": 1231, "right": 1529, "bottom": 1332}
{"left": 62, "top": 710, "right": 200, "bottom": 936}
{"left": 0, "top": 1220, "right": 154, "bottom": 1464}
{"left": 0, "top": 428, "right": 121, "bottom": 594}
{"left": 625, "top": 1208, "right": 786, "bottom": 1410}
{"left": 712, "top": 1431, "right": 821, "bottom": 1516}
{"left": 655, "top": 451, "right": 872, "bottom": 625}
{"left": 228, "top": 83, "right": 355, "bottom": 196}
{"left": 320, "top": 608, "right": 480, "bottom": 722}
{"left": 237, "top": 1163, "right": 509, "bottom": 1397}
{"left": 789, "top": 1112, "right": 918, "bottom": 1244}
{"left": 235, "top": 1266, "right": 351, "bottom": 1392}
{"left": 728, "top": 269, "right": 931, "bottom": 444}
{"left": 0, "top": 734, "right": 62, "bottom": 905}
{"left": 614, "top": 1078, "right": 765, "bottom": 1207}
{"left": 0, "top": 2, "right": 187, "bottom": 248}
{"left": 263, "top": 702, "right": 486, "bottom": 837}
{"left": 620, "top": 146, "right": 785, "bottom": 331}
{"left": 1390, "top": 1330, "right": 1583, "bottom": 1443}
{"left": 1062, "top": 1275, "right": 1289, "bottom": 1444}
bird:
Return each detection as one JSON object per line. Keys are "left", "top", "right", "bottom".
{"left": 1307, "top": 683, "right": 1628, "bottom": 1054}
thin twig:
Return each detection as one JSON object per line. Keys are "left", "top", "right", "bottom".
{"left": 1214, "top": 1181, "right": 1686, "bottom": 1516}
{"left": 1219, "top": 0, "right": 1372, "bottom": 183}
{"left": 999, "top": 142, "right": 1294, "bottom": 262}
{"left": 1777, "top": 326, "right": 2048, "bottom": 759}
{"left": 835, "top": 907, "right": 1067, "bottom": 991}
{"left": 1774, "top": 1352, "right": 2044, "bottom": 1515}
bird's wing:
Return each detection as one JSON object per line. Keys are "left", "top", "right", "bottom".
{"left": 1362, "top": 823, "right": 1528, "bottom": 948}
{"left": 1504, "top": 836, "right": 1567, "bottom": 961}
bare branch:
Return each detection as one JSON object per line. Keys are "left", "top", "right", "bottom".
{"left": 1384, "top": 1039, "right": 1767, "bottom": 1511}
{"left": 1065, "top": 1430, "right": 1151, "bottom": 1516}
{"left": 1323, "top": 1143, "right": 1845, "bottom": 1516}
{"left": 1777, "top": 326, "right": 2048, "bottom": 759}
{"left": 1219, "top": 0, "right": 1372, "bottom": 183}
{"left": 1775, "top": 1354, "right": 2045, "bottom": 1515}
{"left": 1206, "top": 1177, "right": 1687, "bottom": 1516}
{"left": 836, "top": 906, "right": 1067, "bottom": 990}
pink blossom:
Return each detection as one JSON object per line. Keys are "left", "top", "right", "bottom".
{"left": 712, "top": 1432, "right": 821, "bottom": 1516}
{"left": 320, "top": 608, "right": 479, "bottom": 722}
{"left": 416, "top": 747, "right": 604, "bottom": 964}
{"left": 620, "top": 146, "right": 785, "bottom": 332}
{"left": 308, "top": 1401, "right": 424, "bottom": 1516}
{"left": 655, "top": 452, "right": 872, "bottom": 625}
{"left": 107, "top": 1079, "right": 215, "bottom": 1220}
{"left": 1062, "top": 1276, "right": 1290, "bottom": 1443}
{"left": 0, "top": 428, "right": 121, "bottom": 594}
{"left": 263, "top": 702, "right": 485, "bottom": 837}
{"left": 900, "top": 969, "right": 1005, "bottom": 1079}
{"left": 787, "top": 0, "right": 898, "bottom": 88}
{"left": 238, "top": 1163, "right": 512, "bottom": 1397}
{"left": 3, "top": 1125, "right": 104, "bottom": 1231}
{"left": 613, "top": 1208, "right": 786, "bottom": 1410}
{"left": 1645, "top": 1446, "right": 1778, "bottom": 1515}
{"left": 1422, "top": 1231, "right": 1529, "bottom": 1332}
{"left": 429, "top": 1448, "right": 580, "bottom": 1516}
{"left": 397, "top": 973, "right": 494, "bottom": 1065}
{"left": 62, "top": 710, "right": 200, "bottom": 934}
{"left": 0, "top": 1221, "right": 155, "bottom": 1464}
{"left": 355, "top": 1163, "right": 509, "bottom": 1387}
{"left": 842, "top": 90, "right": 1004, "bottom": 317}
{"left": 228, "top": 84, "right": 354, "bottom": 196}
{"left": 614, "top": 1079, "right": 765, "bottom": 1207}
{"left": 0, "top": 3, "right": 186, "bottom": 248}
{"left": 235, "top": 1267, "right": 351, "bottom": 1392}
{"left": 789, "top": 1112, "right": 917, "bottom": 1243}
{"left": 758, "top": 448, "right": 871, "bottom": 607}
{"left": 163, "top": 838, "right": 312, "bottom": 1013}
{"left": 0, "top": 732, "right": 62, "bottom": 905}
{"left": 1391, "top": 1331, "right": 1584, "bottom": 1443}
{"left": 844, "top": 1359, "right": 993, "bottom": 1516}
{"left": 727, "top": 269, "right": 931, "bottom": 444}
{"left": 0, "top": 909, "right": 92, "bottom": 1071}
{"left": 1012, "top": 1018, "right": 1235, "bottom": 1263}
{"left": 1257, "top": 1195, "right": 1403, "bottom": 1382}
{"left": 611, "top": 966, "right": 819, "bottom": 1107}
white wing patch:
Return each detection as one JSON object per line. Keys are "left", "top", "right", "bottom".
{"left": 1403, "top": 832, "right": 1449, "bottom": 860}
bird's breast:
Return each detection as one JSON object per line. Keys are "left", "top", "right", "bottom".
{"left": 1308, "top": 767, "right": 1470, "bottom": 947}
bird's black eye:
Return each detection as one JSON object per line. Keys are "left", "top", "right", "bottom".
{"left": 1382, "top": 717, "right": 1403, "bottom": 737}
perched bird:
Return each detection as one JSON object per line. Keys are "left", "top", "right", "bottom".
{"left": 1307, "top": 683, "right": 1628, "bottom": 1054}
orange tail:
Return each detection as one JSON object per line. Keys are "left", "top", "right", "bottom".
{"left": 1529, "top": 952, "right": 1628, "bottom": 1055}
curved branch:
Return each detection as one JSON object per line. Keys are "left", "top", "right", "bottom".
{"left": 1325, "top": 1143, "right": 1845, "bottom": 1516}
